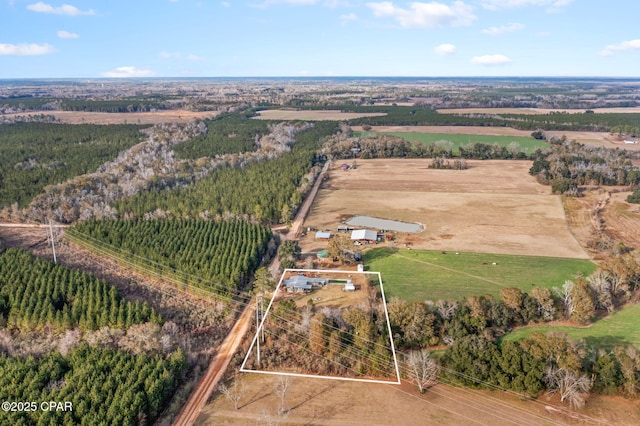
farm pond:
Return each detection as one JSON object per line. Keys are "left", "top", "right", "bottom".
{"left": 345, "top": 215, "right": 423, "bottom": 233}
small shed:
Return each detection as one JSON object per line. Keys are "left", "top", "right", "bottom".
{"left": 315, "top": 231, "right": 332, "bottom": 240}
{"left": 344, "top": 282, "right": 356, "bottom": 292}
{"left": 350, "top": 229, "right": 377, "bottom": 243}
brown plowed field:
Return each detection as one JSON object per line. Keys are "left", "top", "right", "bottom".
{"left": 4, "top": 109, "right": 218, "bottom": 124}
{"left": 601, "top": 191, "right": 640, "bottom": 249}
{"left": 301, "top": 159, "right": 589, "bottom": 259}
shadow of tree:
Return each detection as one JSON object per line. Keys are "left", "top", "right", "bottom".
{"left": 363, "top": 247, "right": 398, "bottom": 264}
{"left": 583, "top": 335, "right": 632, "bottom": 351}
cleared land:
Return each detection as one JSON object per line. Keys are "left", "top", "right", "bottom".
{"left": 197, "top": 373, "right": 635, "bottom": 425}
{"left": 252, "top": 109, "right": 386, "bottom": 121}
{"left": 356, "top": 130, "right": 545, "bottom": 153}
{"left": 3, "top": 109, "right": 217, "bottom": 124}
{"left": 502, "top": 303, "right": 640, "bottom": 350}
{"left": 301, "top": 159, "right": 589, "bottom": 259}
{"left": 601, "top": 191, "right": 640, "bottom": 249}
{"left": 364, "top": 248, "right": 595, "bottom": 302}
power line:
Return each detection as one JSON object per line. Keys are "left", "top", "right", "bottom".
{"left": 61, "top": 228, "right": 603, "bottom": 425}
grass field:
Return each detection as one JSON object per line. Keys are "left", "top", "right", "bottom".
{"left": 365, "top": 248, "right": 596, "bottom": 302}
{"left": 355, "top": 131, "right": 546, "bottom": 153}
{"left": 501, "top": 303, "right": 640, "bottom": 350}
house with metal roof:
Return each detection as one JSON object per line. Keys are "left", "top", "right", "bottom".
{"left": 283, "top": 275, "right": 328, "bottom": 292}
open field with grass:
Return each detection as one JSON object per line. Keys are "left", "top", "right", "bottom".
{"left": 300, "top": 159, "right": 589, "bottom": 259}
{"left": 352, "top": 125, "right": 630, "bottom": 149}
{"left": 502, "top": 303, "right": 640, "bottom": 350}
{"left": 252, "top": 109, "right": 386, "bottom": 121}
{"left": 355, "top": 131, "right": 545, "bottom": 154}
{"left": 365, "top": 248, "right": 595, "bottom": 302}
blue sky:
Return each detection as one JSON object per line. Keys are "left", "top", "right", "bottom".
{"left": 1, "top": 0, "right": 639, "bottom": 78}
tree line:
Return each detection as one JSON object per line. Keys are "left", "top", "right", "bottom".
{"left": 529, "top": 139, "right": 640, "bottom": 192}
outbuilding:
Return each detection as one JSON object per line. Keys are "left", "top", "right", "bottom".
{"left": 315, "top": 231, "right": 332, "bottom": 240}
{"left": 350, "top": 229, "right": 377, "bottom": 243}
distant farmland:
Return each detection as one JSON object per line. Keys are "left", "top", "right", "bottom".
{"left": 356, "top": 131, "right": 546, "bottom": 154}
{"left": 366, "top": 248, "right": 596, "bottom": 302}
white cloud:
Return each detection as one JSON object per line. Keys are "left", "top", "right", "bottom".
{"left": 471, "top": 54, "right": 511, "bottom": 65}
{"left": 0, "top": 42, "right": 55, "bottom": 56}
{"left": 600, "top": 39, "right": 640, "bottom": 57}
{"left": 100, "top": 66, "right": 155, "bottom": 78}
{"left": 434, "top": 43, "right": 456, "bottom": 55}
{"left": 57, "top": 30, "right": 79, "bottom": 39}
{"left": 339, "top": 12, "right": 357, "bottom": 24}
{"left": 482, "top": 22, "right": 524, "bottom": 35}
{"left": 481, "top": 0, "right": 573, "bottom": 12}
{"left": 221, "top": 1, "right": 231, "bottom": 6}
{"left": 366, "top": 1, "right": 476, "bottom": 28}
{"left": 27, "top": 2, "right": 95, "bottom": 16}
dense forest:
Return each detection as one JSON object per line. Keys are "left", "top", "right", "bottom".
{"left": 0, "top": 249, "right": 161, "bottom": 332}
{"left": 68, "top": 219, "right": 272, "bottom": 293}
{"left": 115, "top": 122, "right": 337, "bottom": 223}
{"left": 250, "top": 289, "right": 397, "bottom": 379}
{"left": 0, "top": 122, "right": 147, "bottom": 208}
{"left": 174, "top": 112, "right": 268, "bottom": 159}
{"left": 0, "top": 248, "right": 186, "bottom": 425}
{"left": 529, "top": 139, "right": 640, "bottom": 190}
{"left": 0, "top": 344, "right": 186, "bottom": 425}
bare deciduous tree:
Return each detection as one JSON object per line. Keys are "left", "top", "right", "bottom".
{"left": 218, "top": 377, "right": 246, "bottom": 411}
{"left": 554, "top": 280, "right": 574, "bottom": 319}
{"left": 544, "top": 366, "right": 593, "bottom": 409}
{"left": 435, "top": 300, "right": 457, "bottom": 320}
{"left": 406, "top": 349, "right": 439, "bottom": 393}
{"left": 274, "top": 375, "right": 293, "bottom": 415}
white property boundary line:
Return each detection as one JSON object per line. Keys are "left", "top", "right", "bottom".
{"left": 240, "top": 268, "right": 401, "bottom": 385}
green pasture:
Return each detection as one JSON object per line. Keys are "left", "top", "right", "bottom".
{"left": 365, "top": 248, "right": 596, "bottom": 302}
{"left": 501, "top": 303, "right": 640, "bottom": 350}
{"left": 356, "top": 131, "right": 547, "bottom": 154}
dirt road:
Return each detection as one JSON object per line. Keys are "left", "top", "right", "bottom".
{"left": 172, "top": 301, "right": 255, "bottom": 426}
{"left": 174, "top": 160, "right": 331, "bottom": 426}
{"left": 0, "top": 222, "right": 69, "bottom": 228}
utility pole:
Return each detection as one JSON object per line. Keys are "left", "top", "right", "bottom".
{"left": 256, "top": 294, "right": 265, "bottom": 367}
{"left": 48, "top": 217, "right": 57, "bottom": 264}
{"left": 255, "top": 301, "right": 260, "bottom": 367}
